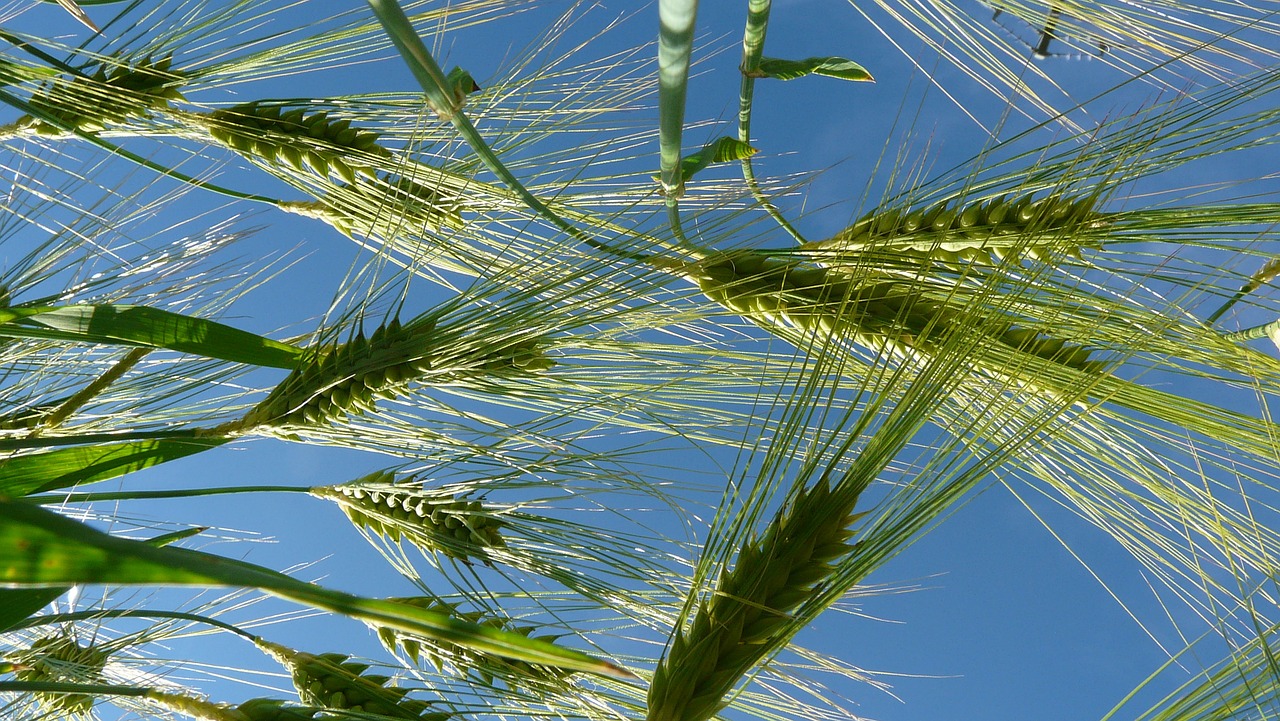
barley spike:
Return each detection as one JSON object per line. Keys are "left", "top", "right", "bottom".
{"left": 279, "top": 172, "right": 464, "bottom": 238}
{"left": 20, "top": 55, "right": 186, "bottom": 136}
{"left": 255, "top": 639, "right": 449, "bottom": 720}
{"left": 808, "top": 192, "right": 1106, "bottom": 265}
{"left": 374, "top": 596, "right": 570, "bottom": 688}
{"left": 645, "top": 479, "right": 862, "bottom": 721}
{"left": 312, "top": 472, "right": 507, "bottom": 564}
{"left": 207, "top": 102, "right": 392, "bottom": 182}
{"left": 689, "top": 251, "right": 1103, "bottom": 374}
{"left": 7, "top": 634, "right": 110, "bottom": 717}
{"left": 216, "top": 319, "right": 553, "bottom": 435}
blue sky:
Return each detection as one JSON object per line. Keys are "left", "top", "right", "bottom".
{"left": 4, "top": 0, "right": 1277, "bottom": 720}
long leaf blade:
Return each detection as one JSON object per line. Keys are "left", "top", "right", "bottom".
{"left": 0, "top": 305, "right": 303, "bottom": 368}
{"left": 0, "top": 438, "right": 228, "bottom": 496}
{"left": 0, "top": 501, "right": 634, "bottom": 679}
{"left": 0, "top": 526, "right": 208, "bottom": 633}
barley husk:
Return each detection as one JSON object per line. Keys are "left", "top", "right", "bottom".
{"left": 809, "top": 193, "right": 1106, "bottom": 264}
{"left": 233, "top": 698, "right": 323, "bottom": 721}
{"left": 690, "top": 250, "right": 1103, "bottom": 373}
{"left": 255, "top": 639, "right": 449, "bottom": 720}
{"left": 8, "top": 635, "right": 110, "bottom": 717}
{"left": 375, "top": 596, "right": 569, "bottom": 688}
{"left": 217, "top": 318, "right": 553, "bottom": 435}
{"left": 645, "top": 479, "right": 861, "bottom": 721}
{"left": 311, "top": 473, "right": 506, "bottom": 564}
{"left": 207, "top": 103, "right": 391, "bottom": 182}
{"left": 21, "top": 55, "right": 185, "bottom": 135}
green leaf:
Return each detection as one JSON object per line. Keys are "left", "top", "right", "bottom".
{"left": 678, "top": 136, "right": 758, "bottom": 185}
{"left": 0, "top": 305, "right": 303, "bottom": 368}
{"left": 0, "top": 525, "right": 208, "bottom": 633}
{"left": 0, "top": 438, "right": 228, "bottom": 496}
{"left": 754, "top": 56, "right": 873, "bottom": 82}
{"left": 0, "top": 501, "right": 635, "bottom": 679}
{"left": 446, "top": 66, "right": 480, "bottom": 105}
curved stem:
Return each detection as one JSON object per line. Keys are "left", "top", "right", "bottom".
{"left": 737, "top": 0, "right": 806, "bottom": 244}
{"left": 0, "top": 681, "right": 153, "bottom": 697}
{"left": 366, "top": 0, "right": 686, "bottom": 262}
{"left": 667, "top": 202, "right": 691, "bottom": 246}
{"left": 3, "top": 609, "right": 257, "bottom": 640}
{"left": 1222, "top": 318, "right": 1280, "bottom": 343}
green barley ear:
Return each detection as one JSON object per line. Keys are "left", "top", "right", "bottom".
{"left": 21, "top": 55, "right": 186, "bottom": 135}
{"left": 689, "top": 250, "right": 1101, "bottom": 373}
{"left": 232, "top": 698, "right": 323, "bottom": 721}
{"left": 254, "top": 639, "right": 450, "bottom": 720}
{"left": 646, "top": 480, "right": 862, "bottom": 721}
{"left": 144, "top": 694, "right": 335, "bottom": 721}
{"left": 808, "top": 192, "right": 1106, "bottom": 265}
{"left": 217, "top": 318, "right": 553, "bottom": 435}
{"left": 206, "top": 103, "right": 392, "bottom": 183}
{"left": 280, "top": 173, "right": 465, "bottom": 238}
{"left": 144, "top": 690, "right": 250, "bottom": 721}
{"left": 375, "top": 596, "right": 570, "bottom": 688}
{"left": 7, "top": 634, "right": 111, "bottom": 717}
{"left": 311, "top": 473, "right": 507, "bottom": 565}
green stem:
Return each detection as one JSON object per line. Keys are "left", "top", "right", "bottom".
{"left": 737, "top": 0, "right": 805, "bottom": 243}
{"left": 3, "top": 609, "right": 257, "bottom": 640}
{"left": 657, "top": 0, "right": 698, "bottom": 201}
{"left": 1222, "top": 318, "right": 1280, "bottom": 343}
{"left": 26, "top": 484, "right": 310, "bottom": 504}
{"left": 667, "top": 202, "right": 691, "bottom": 246}
{"left": 365, "top": 0, "right": 679, "bottom": 261}
{"left": 38, "top": 348, "right": 150, "bottom": 431}
{"left": 0, "top": 681, "right": 153, "bottom": 697}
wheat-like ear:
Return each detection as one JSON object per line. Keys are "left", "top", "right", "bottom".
{"left": 279, "top": 173, "right": 464, "bottom": 238}
{"left": 215, "top": 318, "right": 554, "bottom": 435}
{"left": 206, "top": 102, "right": 392, "bottom": 184}
{"left": 6, "top": 634, "right": 111, "bottom": 717}
{"left": 311, "top": 472, "right": 507, "bottom": 565}
{"left": 254, "top": 638, "right": 450, "bottom": 720}
{"left": 18, "top": 55, "right": 186, "bottom": 135}
{"left": 375, "top": 596, "right": 571, "bottom": 689}
{"left": 690, "top": 251, "right": 1101, "bottom": 373}
{"left": 645, "top": 479, "right": 862, "bottom": 721}
{"left": 230, "top": 698, "right": 325, "bottom": 721}
{"left": 141, "top": 691, "right": 334, "bottom": 721}
{"left": 808, "top": 192, "right": 1105, "bottom": 265}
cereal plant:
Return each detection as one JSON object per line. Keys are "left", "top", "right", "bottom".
{"left": 3, "top": 1, "right": 1280, "bottom": 720}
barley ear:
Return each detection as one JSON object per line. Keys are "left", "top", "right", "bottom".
{"left": 690, "top": 250, "right": 1102, "bottom": 374}
{"left": 809, "top": 192, "right": 1106, "bottom": 265}
{"left": 645, "top": 480, "right": 862, "bottom": 721}
{"left": 218, "top": 319, "right": 554, "bottom": 436}
{"left": 375, "top": 596, "right": 571, "bottom": 688}
{"left": 312, "top": 475, "right": 507, "bottom": 565}
{"left": 254, "top": 638, "right": 449, "bottom": 720}
{"left": 206, "top": 103, "right": 392, "bottom": 182}
{"left": 7, "top": 634, "right": 110, "bottom": 717}
{"left": 22, "top": 55, "right": 186, "bottom": 136}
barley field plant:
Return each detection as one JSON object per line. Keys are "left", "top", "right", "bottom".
{"left": 1, "top": 0, "right": 1280, "bottom": 719}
